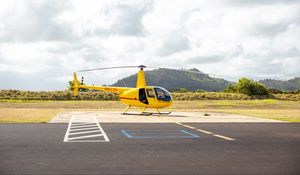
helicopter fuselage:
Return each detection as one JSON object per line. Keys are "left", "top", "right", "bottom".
{"left": 119, "top": 86, "right": 172, "bottom": 108}
{"left": 73, "top": 66, "right": 173, "bottom": 113}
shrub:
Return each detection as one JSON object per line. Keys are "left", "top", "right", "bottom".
{"left": 1, "top": 89, "right": 299, "bottom": 101}
{"left": 179, "top": 88, "right": 188, "bottom": 93}
{"left": 195, "top": 89, "right": 205, "bottom": 93}
{"left": 268, "top": 89, "right": 283, "bottom": 94}
{"left": 224, "top": 85, "right": 236, "bottom": 93}
{"left": 234, "top": 78, "right": 269, "bottom": 96}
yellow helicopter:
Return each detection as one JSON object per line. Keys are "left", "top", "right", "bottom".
{"left": 73, "top": 65, "right": 173, "bottom": 115}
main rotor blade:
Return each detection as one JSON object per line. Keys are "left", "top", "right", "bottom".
{"left": 78, "top": 65, "right": 220, "bottom": 77}
{"left": 78, "top": 66, "right": 143, "bottom": 72}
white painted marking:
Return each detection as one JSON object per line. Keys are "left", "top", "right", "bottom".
{"left": 63, "top": 116, "right": 73, "bottom": 142}
{"left": 69, "top": 130, "right": 101, "bottom": 136}
{"left": 94, "top": 116, "right": 110, "bottom": 142}
{"left": 71, "top": 124, "right": 98, "bottom": 129}
{"left": 64, "top": 115, "right": 109, "bottom": 142}
{"left": 72, "top": 121, "right": 94, "bottom": 124}
{"left": 68, "top": 134, "right": 104, "bottom": 141}
{"left": 213, "top": 134, "right": 235, "bottom": 141}
{"left": 67, "top": 140, "right": 109, "bottom": 143}
{"left": 71, "top": 123, "right": 96, "bottom": 127}
{"left": 175, "top": 122, "right": 235, "bottom": 141}
{"left": 176, "top": 122, "right": 196, "bottom": 130}
{"left": 182, "top": 125, "right": 196, "bottom": 129}
{"left": 70, "top": 127, "right": 100, "bottom": 132}
{"left": 196, "top": 129, "right": 212, "bottom": 134}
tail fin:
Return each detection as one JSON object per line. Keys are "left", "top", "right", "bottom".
{"left": 73, "top": 72, "right": 79, "bottom": 96}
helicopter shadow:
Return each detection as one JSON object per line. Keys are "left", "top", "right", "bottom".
{"left": 154, "top": 114, "right": 188, "bottom": 118}
{"left": 170, "top": 115, "right": 188, "bottom": 118}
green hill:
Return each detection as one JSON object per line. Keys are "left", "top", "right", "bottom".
{"left": 112, "top": 68, "right": 233, "bottom": 92}
{"left": 259, "top": 77, "right": 300, "bottom": 91}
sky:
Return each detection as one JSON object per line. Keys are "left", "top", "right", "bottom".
{"left": 0, "top": 0, "right": 299, "bottom": 90}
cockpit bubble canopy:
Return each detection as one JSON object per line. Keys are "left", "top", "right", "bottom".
{"left": 153, "top": 87, "right": 172, "bottom": 101}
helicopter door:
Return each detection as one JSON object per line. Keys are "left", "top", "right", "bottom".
{"left": 139, "top": 88, "right": 149, "bottom": 105}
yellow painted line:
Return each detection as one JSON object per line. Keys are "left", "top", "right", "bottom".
{"left": 213, "top": 134, "right": 235, "bottom": 141}
{"left": 175, "top": 122, "right": 235, "bottom": 141}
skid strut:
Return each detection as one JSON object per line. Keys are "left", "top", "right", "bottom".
{"left": 122, "top": 106, "right": 171, "bottom": 116}
{"left": 122, "top": 112, "right": 171, "bottom": 116}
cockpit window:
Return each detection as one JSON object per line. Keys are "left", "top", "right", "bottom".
{"left": 146, "top": 89, "right": 155, "bottom": 98}
{"left": 154, "top": 87, "right": 172, "bottom": 101}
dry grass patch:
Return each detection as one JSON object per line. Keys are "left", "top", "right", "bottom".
{"left": 169, "top": 100, "right": 300, "bottom": 122}
{"left": 0, "top": 100, "right": 299, "bottom": 123}
{"left": 169, "top": 100, "right": 300, "bottom": 110}
{"left": 0, "top": 108, "right": 60, "bottom": 123}
{"left": 0, "top": 100, "right": 125, "bottom": 109}
{"left": 198, "top": 109, "right": 300, "bottom": 122}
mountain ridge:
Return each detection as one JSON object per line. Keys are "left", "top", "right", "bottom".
{"left": 112, "top": 68, "right": 300, "bottom": 92}
{"left": 259, "top": 77, "right": 300, "bottom": 91}
{"left": 112, "top": 68, "right": 232, "bottom": 92}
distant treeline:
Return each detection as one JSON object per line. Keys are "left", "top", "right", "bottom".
{"left": 0, "top": 90, "right": 299, "bottom": 101}
{"left": 0, "top": 90, "right": 118, "bottom": 101}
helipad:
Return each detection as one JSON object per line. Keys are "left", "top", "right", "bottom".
{"left": 49, "top": 111, "right": 285, "bottom": 123}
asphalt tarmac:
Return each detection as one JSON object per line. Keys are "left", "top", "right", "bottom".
{"left": 1, "top": 123, "right": 300, "bottom": 175}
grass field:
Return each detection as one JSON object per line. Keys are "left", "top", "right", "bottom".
{"left": 0, "top": 108, "right": 60, "bottom": 123}
{"left": 0, "top": 100, "right": 299, "bottom": 123}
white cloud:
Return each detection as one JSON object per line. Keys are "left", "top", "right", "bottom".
{"left": 0, "top": 0, "right": 73, "bottom": 42}
{"left": 0, "top": 0, "right": 299, "bottom": 90}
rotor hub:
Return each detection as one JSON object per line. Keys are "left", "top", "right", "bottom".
{"left": 138, "top": 65, "right": 146, "bottom": 70}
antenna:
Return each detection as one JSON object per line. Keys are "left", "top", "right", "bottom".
{"left": 122, "top": 79, "right": 128, "bottom": 88}
{"left": 81, "top": 77, "right": 84, "bottom": 85}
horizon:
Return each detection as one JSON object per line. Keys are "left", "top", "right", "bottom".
{"left": 0, "top": 67, "right": 299, "bottom": 91}
{"left": 0, "top": 0, "right": 300, "bottom": 90}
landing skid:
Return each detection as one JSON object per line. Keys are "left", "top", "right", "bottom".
{"left": 122, "top": 112, "right": 172, "bottom": 116}
{"left": 122, "top": 105, "right": 171, "bottom": 116}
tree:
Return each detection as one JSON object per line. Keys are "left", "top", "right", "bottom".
{"left": 224, "top": 84, "right": 236, "bottom": 93}
{"left": 179, "top": 88, "right": 187, "bottom": 93}
{"left": 235, "top": 78, "right": 269, "bottom": 96}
